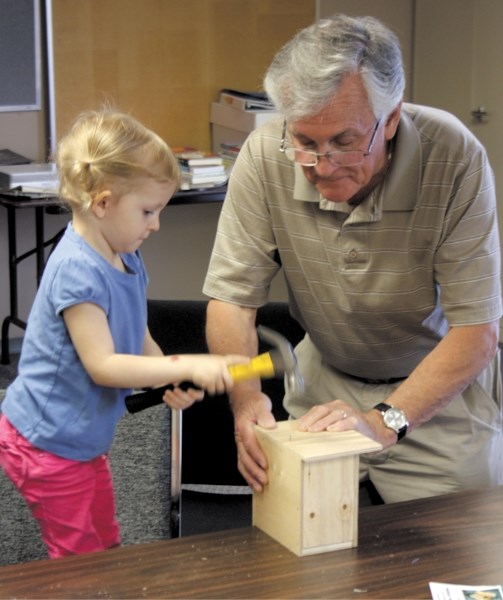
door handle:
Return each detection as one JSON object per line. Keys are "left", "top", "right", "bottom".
{"left": 471, "top": 106, "right": 488, "bottom": 122}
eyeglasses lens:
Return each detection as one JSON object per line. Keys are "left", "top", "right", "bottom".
{"left": 284, "top": 148, "right": 364, "bottom": 167}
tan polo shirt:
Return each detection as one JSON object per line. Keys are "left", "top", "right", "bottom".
{"left": 204, "top": 103, "right": 502, "bottom": 379}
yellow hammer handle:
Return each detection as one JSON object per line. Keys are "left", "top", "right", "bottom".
{"left": 229, "top": 352, "right": 276, "bottom": 382}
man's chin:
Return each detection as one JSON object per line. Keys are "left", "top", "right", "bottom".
{"left": 315, "top": 183, "right": 354, "bottom": 204}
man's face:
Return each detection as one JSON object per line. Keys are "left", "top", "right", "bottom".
{"left": 287, "top": 73, "right": 400, "bottom": 204}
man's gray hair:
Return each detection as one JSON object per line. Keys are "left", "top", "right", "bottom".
{"left": 264, "top": 14, "right": 405, "bottom": 121}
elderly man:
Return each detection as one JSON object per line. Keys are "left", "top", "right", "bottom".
{"left": 203, "top": 14, "right": 503, "bottom": 503}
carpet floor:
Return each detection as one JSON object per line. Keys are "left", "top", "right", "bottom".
{"left": 0, "top": 354, "right": 18, "bottom": 393}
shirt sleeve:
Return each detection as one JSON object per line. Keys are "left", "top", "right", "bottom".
{"left": 50, "top": 256, "right": 111, "bottom": 316}
{"left": 435, "top": 145, "right": 502, "bottom": 325}
{"left": 203, "top": 136, "right": 282, "bottom": 307}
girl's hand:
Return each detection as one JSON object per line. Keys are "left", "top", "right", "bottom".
{"left": 162, "top": 385, "right": 204, "bottom": 410}
{"left": 189, "top": 354, "right": 249, "bottom": 396}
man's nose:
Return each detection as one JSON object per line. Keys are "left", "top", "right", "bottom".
{"left": 313, "top": 153, "right": 339, "bottom": 176}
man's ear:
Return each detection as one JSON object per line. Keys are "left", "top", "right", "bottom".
{"left": 384, "top": 101, "right": 402, "bottom": 141}
{"left": 91, "top": 190, "right": 113, "bottom": 218}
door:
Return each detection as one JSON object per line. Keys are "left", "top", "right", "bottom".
{"left": 414, "top": 0, "right": 503, "bottom": 249}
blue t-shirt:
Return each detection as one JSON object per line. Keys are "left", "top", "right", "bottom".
{"left": 2, "top": 223, "right": 149, "bottom": 460}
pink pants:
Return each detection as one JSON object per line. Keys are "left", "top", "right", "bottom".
{"left": 0, "top": 415, "right": 120, "bottom": 558}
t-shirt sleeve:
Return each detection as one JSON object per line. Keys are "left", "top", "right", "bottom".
{"left": 49, "top": 257, "right": 111, "bottom": 316}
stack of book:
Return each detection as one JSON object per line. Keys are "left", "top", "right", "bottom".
{"left": 219, "top": 142, "right": 242, "bottom": 161}
{"left": 174, "top": 147, "right": 228, "bottom": 190}
{"left": 219, "top": 89, "right": 275, "bottom": 111}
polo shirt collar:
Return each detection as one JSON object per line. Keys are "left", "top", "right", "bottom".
{"left": 292, "top": 108, "right": 421, "bottom": 217}
{"left": 382, "top": 108, "right": 421, "bottom": 211}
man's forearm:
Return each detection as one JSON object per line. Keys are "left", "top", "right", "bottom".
{"left": 206, "top": 299, "right": 262, "bottom": 408}
{"left": 385, "top": 321, "right": 500, "bottom": 432}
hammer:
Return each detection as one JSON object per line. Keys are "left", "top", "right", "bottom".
{"left": 125, "top": 325, "right": 304, "bottom": 413}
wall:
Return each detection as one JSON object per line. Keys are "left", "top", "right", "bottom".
{"left": 141, "top": 202, "right": 287, "bottom": 302}
{"left": 49, "top": 0, "right": 315, "bottom": 306}
{"left": 0, "top": 112, "right": 48, "bottom": 163}
{"left": 412, "top": 0, "right": 503, "bottom": 334}
{"left": 0, "top": 0, "right": 315, "bottom": 351}
{"left": 317, "top": 0, "right": 414, "bottom": 100}
{"left": 51, "top": 0, "right": 316, "bottom": 150}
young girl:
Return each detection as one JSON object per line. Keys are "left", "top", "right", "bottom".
{"left": 0, "top": 108, "right": 246, "bottom": 558}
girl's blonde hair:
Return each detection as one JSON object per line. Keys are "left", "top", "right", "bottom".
{"left": 55, "top": 108, "right": 180, "bottom": 213}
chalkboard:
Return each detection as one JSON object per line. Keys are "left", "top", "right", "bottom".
{"left": 0, "top": 0, "right": 40, "bottom": 111}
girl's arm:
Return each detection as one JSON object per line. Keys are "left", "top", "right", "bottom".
{"left": 142, "top": 327, "right": 164, "bottom": 358}
{"left": 140, "top": 323, "right": 206, "bottom": 409}
{"left": 63, "top": 302, "right": 245, "bottom": 395}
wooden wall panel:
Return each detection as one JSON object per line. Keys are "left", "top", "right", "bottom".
{"left": 52, "top": 0, "right": 315, "bottom": 151}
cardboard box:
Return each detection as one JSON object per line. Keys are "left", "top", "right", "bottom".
{"left": 210, "top": 102, "right": 279, "bottom": 153}
{"left": 253, "top": 421, "right": 382, "bottom": 557}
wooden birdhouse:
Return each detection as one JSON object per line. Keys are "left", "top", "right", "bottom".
{"left": 252, "top": 420, "right": 382, "bottom": 556}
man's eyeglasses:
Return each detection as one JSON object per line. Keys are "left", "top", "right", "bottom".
{"left": 279, "top": 119, "right": 380, "bottom": 167}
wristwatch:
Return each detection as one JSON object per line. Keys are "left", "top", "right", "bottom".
{"left": 373, "top": 402, "right": 408, "bottom": 441}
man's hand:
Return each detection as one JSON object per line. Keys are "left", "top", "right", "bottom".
{"left": 296, "top": 322, "right": 500, "bottom": 450}
{"left": 297, "top": 399, "right": 398, "bottom": 448}
{"left": 233, "top": 391, "right": 277, "bottom": 492}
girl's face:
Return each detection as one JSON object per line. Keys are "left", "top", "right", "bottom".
{"left": 98, "top": 177, "right": 176, "bottom": 256}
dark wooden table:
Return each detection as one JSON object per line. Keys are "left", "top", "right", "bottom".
{"left": 1, "top": 487, "right": 502, "bottom": 599}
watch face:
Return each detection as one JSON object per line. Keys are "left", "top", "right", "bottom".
{"left": 383, "top": 407, "right": 407, "bottom": 431}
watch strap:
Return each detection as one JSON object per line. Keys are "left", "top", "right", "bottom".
{"left": 373, "top": 402, "right": 408, "bottom": 441}
{"left": 374, "top": 402, "right": 392, "bottom": 413}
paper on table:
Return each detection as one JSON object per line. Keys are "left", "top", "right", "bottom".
{"left": 429, "top": 582, "right": 503, "bottom": 600}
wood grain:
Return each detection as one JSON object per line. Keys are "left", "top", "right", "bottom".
{"left": 1, "top": 487, "right": 502, "bottom": 599}
{"left": 252, "top": 422, "right": 382, "bottom": 555}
